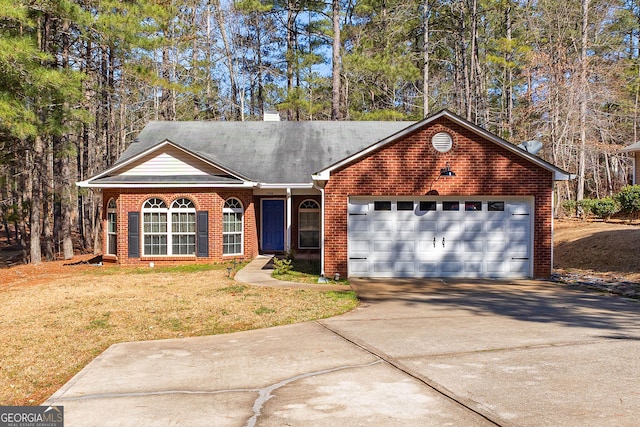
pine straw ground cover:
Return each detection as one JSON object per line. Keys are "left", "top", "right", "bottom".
{"left": 0, "top": 259, "right": 357, "bottom": 406}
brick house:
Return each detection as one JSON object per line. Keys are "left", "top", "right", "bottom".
{"left": 77, "top": 110, "right": 571, "bottom": 278}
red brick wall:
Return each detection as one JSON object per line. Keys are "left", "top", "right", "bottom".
{"left": 101, "top": 188, "right": 258, "bottom": 266}
{"left": 323, "top": 118, "right": 554, "bottom": 278}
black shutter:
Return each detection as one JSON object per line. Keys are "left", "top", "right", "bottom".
{"left": 197, "top": 211, "right": 209, "bottom": 257}
{"left": 128, "top": 212, "right": 140, "bottom": 258}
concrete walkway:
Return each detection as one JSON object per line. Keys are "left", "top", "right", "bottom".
{"left": 45, "top": 261, "right": 640, "bottom": 426}
{"left": 233, "top": 255, "right": 350, "bottom": 292}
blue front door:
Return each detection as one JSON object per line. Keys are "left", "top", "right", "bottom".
{"left": 262, "top": 199, "right": 285, "bottom": 252}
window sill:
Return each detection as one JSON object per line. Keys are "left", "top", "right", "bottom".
{"left": 141, "top": 255, "right": 197, "bottom": 261}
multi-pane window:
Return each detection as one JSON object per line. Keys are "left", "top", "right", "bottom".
{"left": 107, "top": 199, "right": 117, "bottom": 255}
{"left": 299, "top": 200, "right": 320, "bottom": 249}
{"left": 143, "top": 198, "right": 168, "bottom": 255}
{"left": 171, "top": 198, "right": 196, "bottom": 255}
{"left": 142, "top": 197, "right": 196, "bottom": 256}
{"left": 223, "top": 198, "right": 243, "bottom": 255}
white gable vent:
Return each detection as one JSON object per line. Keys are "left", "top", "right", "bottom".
{"left": 432, "top": 132, "right": 453, "bottom": 153}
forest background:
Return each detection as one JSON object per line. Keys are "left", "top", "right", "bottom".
{"left": 0, "top": 0, "right": 638, "bottom": 263}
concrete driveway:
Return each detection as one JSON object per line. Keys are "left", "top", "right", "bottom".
{"left": 46, "top": 278, "right": 640, "bottom": 426}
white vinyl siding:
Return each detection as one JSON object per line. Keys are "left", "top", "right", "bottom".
{"left": 121, "top": 146, "right": 228, "bottom": 176}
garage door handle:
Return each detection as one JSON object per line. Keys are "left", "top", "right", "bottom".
{"left": 349, "top": 257, "right": 367, "bottom": 260}
{"left": 442, "top": 237, "right": 446, "bottom": 248}
{"left": 433, "top": 237, "right": 436, "bottom": 248}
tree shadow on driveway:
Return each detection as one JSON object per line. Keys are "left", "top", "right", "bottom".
{"left": 349, "top": 278, "right": 640, "bottom": 336}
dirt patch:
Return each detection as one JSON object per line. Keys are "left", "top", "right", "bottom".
{"left": 553, "top": 219, "right": 640, "bottom": 281}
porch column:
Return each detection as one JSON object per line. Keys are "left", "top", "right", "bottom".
{"left": 286, "top": 187, "right": 292, "bottom": 252}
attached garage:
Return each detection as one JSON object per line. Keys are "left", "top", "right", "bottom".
{"left": 347, "top": 197, "right": 533, "bottom": 278}
{"left": 316, "top": 110, "right": 572, "bottom": 279}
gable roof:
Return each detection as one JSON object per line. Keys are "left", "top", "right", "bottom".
{"left": 78, "top": 120, "right": 414, "bottom": 188}
{"left": 78, "top": 110, "right": 571, "bottom": 189}
{"left": 313, "top": 110, "right": 572, "bottom": 181}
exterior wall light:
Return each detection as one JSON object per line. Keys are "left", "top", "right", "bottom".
{"left": 440, "top": 162, "right": 456, "bottom": 177}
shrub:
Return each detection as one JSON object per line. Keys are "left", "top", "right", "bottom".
{"left": 561, "top": 199, "right": 577, "bottom": 217}
{"left": 616, "top": 185, "right": 640, "bottom": 218}
{"left": 272, "top": 257, "right": 292, "bottom": 275}
{"left": 588, "top": 197, "right": 620, "bottom": 221}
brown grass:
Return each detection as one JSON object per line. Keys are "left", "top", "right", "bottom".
{"left": 554, "top": 219, "right": 640, "bottom": 281}
{"left": 0, "top": 258, "right": 357, "bottom": 406}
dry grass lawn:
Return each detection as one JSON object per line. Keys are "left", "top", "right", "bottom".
{"left": 0, "top": 260, "right": 357, "bottom": 406}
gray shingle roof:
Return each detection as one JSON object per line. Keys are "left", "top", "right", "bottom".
{"left": 117, "top": 121, "right": 415, "bottom": 184}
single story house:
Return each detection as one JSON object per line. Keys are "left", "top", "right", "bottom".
{"left": 77, "top": 109, "right": 571, "bottom": 279}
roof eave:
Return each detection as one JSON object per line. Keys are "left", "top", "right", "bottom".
{"left": 256, "top": 183, "right": 315, "bottom": 189}
{"left": 76, "top": 181, "right": 257, "bottom": 189}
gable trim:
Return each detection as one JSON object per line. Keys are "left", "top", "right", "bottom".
{"left": 312, "top": 110, "right": 572, "bottom": 182}
{"left": 77, "top": 139, "right": 252, "bottom": 188}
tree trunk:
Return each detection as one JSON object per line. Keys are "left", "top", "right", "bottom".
{"left": 60, "top": 18, "right": 74, "bottom": 259}
{"left": 30, "top": 137, "right": 44, "bottom": 264}
{"left": 422, "top": 0, "right": 430, "bottom": 117}
{"left": 212, "top": 0, "right": 240, "bottom": 120}
{"left": 576, "top": 0, "right": 590, "bottom": 201}
{"left": 331, "top": 0, "right": 341, "bottom": 120}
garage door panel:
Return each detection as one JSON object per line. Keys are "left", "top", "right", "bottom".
{"left": 349, "top": 219, "right": 370, "bottom": 232}
{"left": 373, "top": 261, "right": 394, "bottom": 273}
{"left": 464, "top": 262, "right": 483, "bottom": 273}
{"left": 486, "top": 239, "right": 508, "bottom": 252}
{"left": 349, "top": 260, "right": 370, "bottom": 274}
{"left": 464, "top": 221, "right": 484, "bottom": 232}
{"left": 373, "top": 220, "right": 393, "bottom": 232}
{"left": 418, "top": 220, "right": 437, "bottom": 232}
{"left": 397, "top": 220, "right": 415, "bottom": 232}
{"left": 418, "top": 262, "right": 438, "bottom": 273}
{"left": 350, "top": 238, "right": 370, "bottom": 250}
{"left": 441, "top": 261, "right": 462, "bottom": 273}
{"left": 464, "top": 240, "right": 484, "bottom": 253}
{"left": 395, "top": 262, "right": 416, "bottom": 275}
{"left": 509, "top": 259, "right": 529, "bottom": 273}
{"left": 486, "top": 221, "right": 506, "bottom": 232}
{"left": 439, "top": 221, "right": 461, "bottom": 233}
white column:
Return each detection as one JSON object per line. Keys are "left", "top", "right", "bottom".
{"left": 286, "top": 188, "right": 292, "bottom": 252}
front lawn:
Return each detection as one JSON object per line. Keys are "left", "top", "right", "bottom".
{"left": 0, "top": 260, "right": 357, "bottom": 406}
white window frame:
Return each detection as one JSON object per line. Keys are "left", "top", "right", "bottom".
{"left": 106, "top": 198, "right": 117, "bottom": 255}
{"left": 223, "top": 198, "right": 244, "bottom": 256}
{"left": 142, "top": 197, "right": 196, "bottom": 256}
{"left": 170, "top": 198, "right": 196, "bottom": 255}
{"left": 298, "top": 199, "right": 320, "bottom": 249}
{"left": 142, "top": 198, "right": 168, "bottom": 255}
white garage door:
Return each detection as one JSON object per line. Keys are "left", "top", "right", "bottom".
{"left": 348, "top": 197, "right": 533, "bottom": 278}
